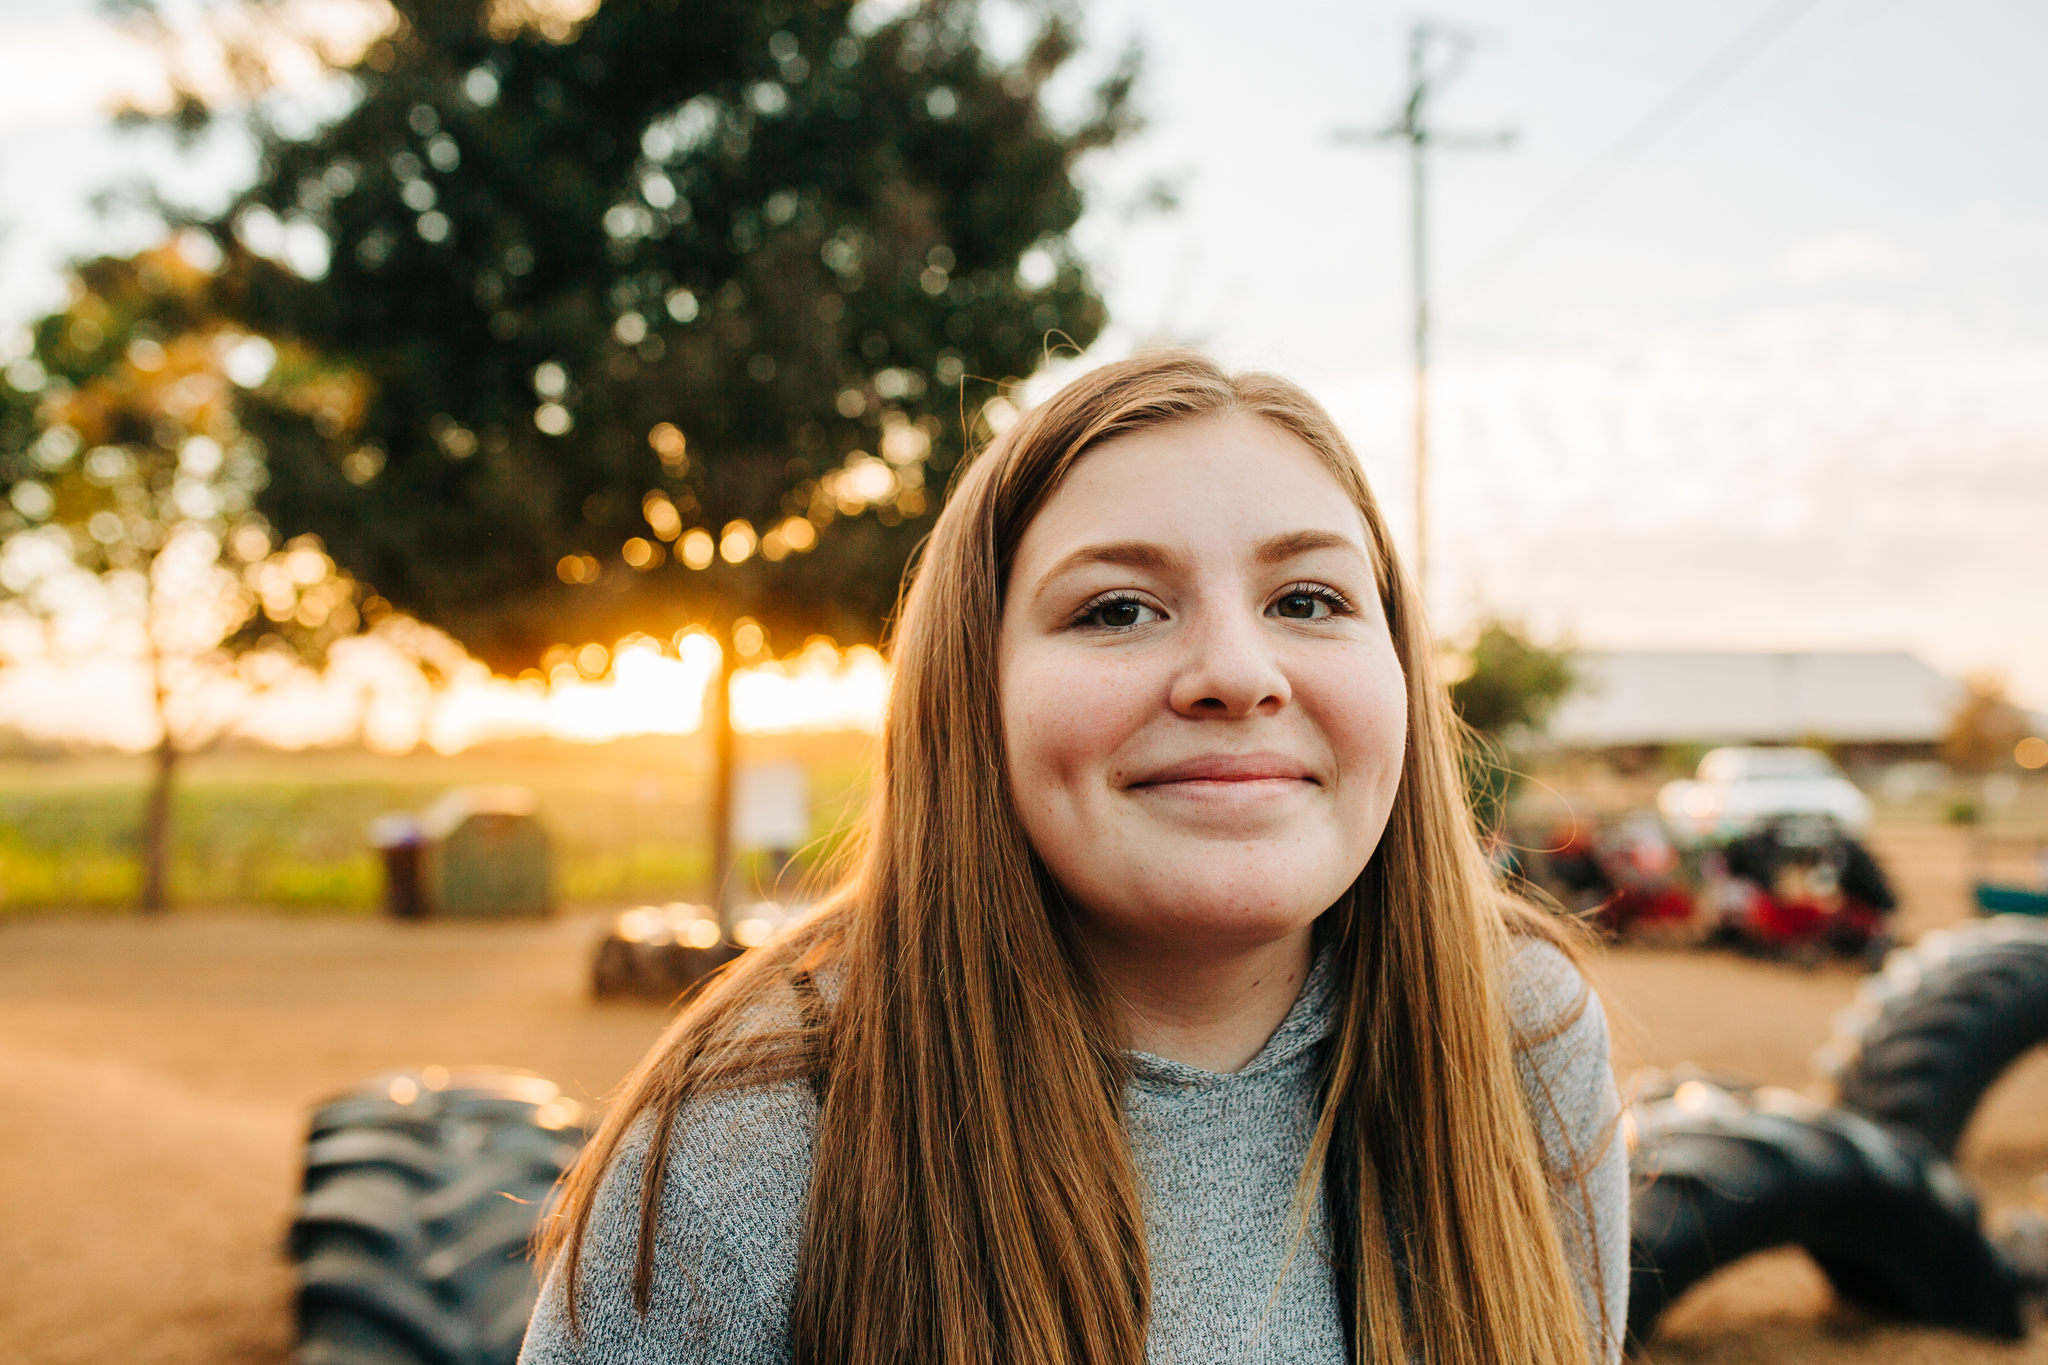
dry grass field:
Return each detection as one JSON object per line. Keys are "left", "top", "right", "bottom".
{"left": 2, "top": 819, "right": 2045, "bottom": 1363}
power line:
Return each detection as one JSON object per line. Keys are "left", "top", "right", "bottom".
{"left": 1444, "top": 0, "right": 1832, "bottom": 301}
{"left": 1334, "top": 21, "right": 1512, "bottom": 601}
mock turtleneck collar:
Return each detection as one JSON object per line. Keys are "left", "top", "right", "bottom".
{"left": 1124, "top": 945, "right": 1338, "bottom": 1090}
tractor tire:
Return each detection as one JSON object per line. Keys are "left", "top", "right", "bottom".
{"left": 1817, "top": 917, "right": 2048, "bottom": 1156}
{"left": 290, "top": 1069, "right": 586, "bottom": 1365}
{"left": 589, "top": 906, "right": 742, "bottom": 1002}
{"left": 1625, "top": 1064, "right": 1756, "bottom": 1107}
{"left": 589, "top": 934, "right": 737, "bottom": 1001}
{"left": 1628, "top": 1077, "right": 2023, "bottom": 1344}
{"left": 590, "top": 935, "right": 637, "bottom": 999}
{"left": 656, "top": 941, "right": 739, "bottom": 996}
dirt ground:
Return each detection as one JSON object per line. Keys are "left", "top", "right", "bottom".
{"left": 3, "top": 820, "right": 2045, "bottom": 1363}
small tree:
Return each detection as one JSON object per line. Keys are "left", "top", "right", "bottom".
{"left": 1447, "top": 619, "right": 1577, "bottom": 834}
{"left": 1450, "top": 619, "right": 1577, "bottom": 739}
{"left": 1943, "top": 674, "right": 2029, "bottom": 777}
{"left": 0, "top": 241, "right": 369, "bottom": 912}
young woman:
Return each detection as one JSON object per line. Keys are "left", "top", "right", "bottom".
{"left": 522, "top": 350, "right": 1627, "bottom": 1365}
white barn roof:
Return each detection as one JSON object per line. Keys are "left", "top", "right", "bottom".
{"left": 1548, "top": 650, "right": 1960, "bottom": 747}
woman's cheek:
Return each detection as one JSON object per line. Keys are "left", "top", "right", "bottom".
{"left": 1308, "top": 644, "right": 1408, "bottom": 792}
{"left": 1007, "top": 657, "right": 1090, "bottom": 796}
{"left": 1009, "top": 654, "right": 1150, "bottom": 822}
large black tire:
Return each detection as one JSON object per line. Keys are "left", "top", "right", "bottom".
{"left": 290, "top": 1068, "right": 586, "bottom": 1365}
{"left": 1818, "top": 917, "right": 2048, "bottom": 1156}
{"left": 1628, "top": 1077, "right": 2023, "bottom": 1344}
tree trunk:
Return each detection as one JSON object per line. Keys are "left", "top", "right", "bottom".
{"left": 140, "top": 733, "right": 177, "bottom": 915}
{"left": 709, "top": 644, "right": 737, "bottom": 937}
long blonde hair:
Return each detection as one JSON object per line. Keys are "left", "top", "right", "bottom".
{"left": 539, "top": 349, "right": 1599, "bottom": 1364}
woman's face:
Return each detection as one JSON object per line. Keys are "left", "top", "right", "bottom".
{"left": 998, "top": 413, "right": 1408, "bottom": 967}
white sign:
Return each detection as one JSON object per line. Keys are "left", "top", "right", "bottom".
{"left": 735, "top": 761, "right": 809, "bottom": 850}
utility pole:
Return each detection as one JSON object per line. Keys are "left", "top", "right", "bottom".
{"left": 708, "top": 641, "right": 737, "bottom": 935}
{"left": 1337, "top": 23, "right": 1511, "bottom": 601}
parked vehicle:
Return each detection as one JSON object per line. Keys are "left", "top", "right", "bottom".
{"left": 1699, "top": 813, "right": 1897, "bottom": 965}
{"left": 1529, "top": 812, "right": 1697, "bottom": 939}
{"left": 1520, "top": 804, "right": 1894, "bottom": 963}
{"left": 1968, "top": 834, "right": 2048, "bottom": 918}
{"left": 1658, "top": 746, "right": 1872, "bottom": 843}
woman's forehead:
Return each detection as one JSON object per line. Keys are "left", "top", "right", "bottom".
{"left": 1022, "top": 413, "right": 1371, "bottom": 562}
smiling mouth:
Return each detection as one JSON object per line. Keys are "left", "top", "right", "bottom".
{"left": 1124, "top": 774, "right": 1319, "bottom": 815}
{"left": 1126, "top": 753, "right": 1319, "bottom": 790}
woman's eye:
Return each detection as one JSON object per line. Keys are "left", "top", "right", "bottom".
{"left": 1272, "top": 591, "right": 1332, "bottom": 620}
{"left": 1080, "top": 597, "right": 1161, "bottom": 630}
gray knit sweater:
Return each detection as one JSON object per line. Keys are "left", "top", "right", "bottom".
{"left": 520, "top": 940, "right": 1628, "bottom": 1364}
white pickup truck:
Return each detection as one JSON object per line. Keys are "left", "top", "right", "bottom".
{"left": 1657, "top": 746, "right": 1872, "bottom": 842}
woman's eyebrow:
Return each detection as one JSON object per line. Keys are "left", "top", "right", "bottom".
{"left": 1039, "top": 539, "right": 1187, "bottom": 585}
{"left": 1254, "top": 529, "right": 1369, "bottom": 565}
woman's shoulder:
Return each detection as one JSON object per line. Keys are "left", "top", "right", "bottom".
{"left": 604, "top": 971, "right": 826, "bottom": 1283}
{"left": 1503, "top": 933, "right": 1598, "bottom": 1041}
{"left": 649, "top": 977, "right": 827, "bottom": 1223}
{"left": 520, "top": 1006, "right": 823, "bottom": 1363}
{"left": 1501, "top": 933, "right": 1619, "bottom": 1165}
{"left": 1502, "top": 935, "right": 1631, "bottom": 1362}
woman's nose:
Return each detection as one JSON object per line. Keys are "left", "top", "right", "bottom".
{"left": 1167, "top": 602, "right": 1291, "bottom": 719}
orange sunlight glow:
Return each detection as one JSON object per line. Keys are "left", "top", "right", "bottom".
{"left": 0, "top": 608, "right": 889, "bottom": 755}
{"left": 419, "top": 632, "right": 887, "bottom": 753}
{"left": 731, "top": 637, "right": 889, "bottom": 736}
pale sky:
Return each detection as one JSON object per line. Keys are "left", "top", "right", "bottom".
{"left": 3, "top": 0, "right": 2045, "bottom": 725}
{"left": 1059, "top": 0, "right": 2048, "bottom": 705}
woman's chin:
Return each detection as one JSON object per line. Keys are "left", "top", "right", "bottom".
{"left": 1085, "top": 874, "right": 1346, "bottom": 960}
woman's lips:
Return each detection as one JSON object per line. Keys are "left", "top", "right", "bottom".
{"left": 1126, "top": 752, "right": 1319, "bottom": 789}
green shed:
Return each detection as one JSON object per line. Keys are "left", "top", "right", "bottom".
{"left": 417, "top": 786, "right": 553, "bottom": 919}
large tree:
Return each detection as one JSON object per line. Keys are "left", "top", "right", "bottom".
{"left": 190, "top": 0, "right": 1135, "bottom": 669}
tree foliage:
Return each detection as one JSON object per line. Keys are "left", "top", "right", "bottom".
{"left": 2, "top": 242, "right": 371, "bottom": 672}
{"left": 192, "top": 0, "right": 1134, "bottom": 668}
{"left": 1942, "top": 674, "right": 2030, "bottom": 776}
{"left": 0, "top": 240, "right": 374, "bottom": 908}
{"left": 1449, "top": 618, "right": 1577, "bottom": 739}
{"left": 1448, "top": 619, "right": 1576, "bottom": 836}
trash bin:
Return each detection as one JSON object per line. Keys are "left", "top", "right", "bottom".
{"left": 419, "top": 786, "right": 553, "bottom": 919}
{"left": 366, "top": 812, "right": 425, "bottom": 919}
{"left": 367, "top": 787, "right": 553, "bottom": 919}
